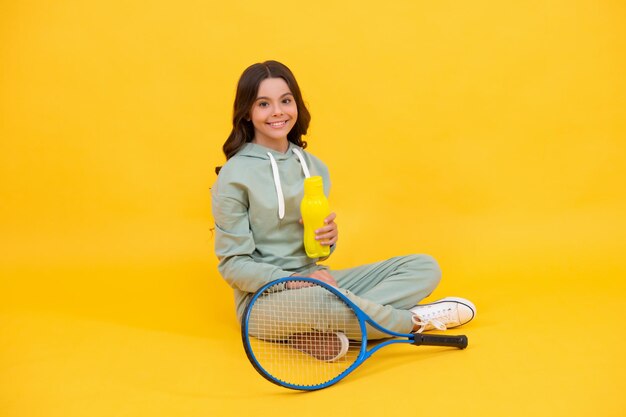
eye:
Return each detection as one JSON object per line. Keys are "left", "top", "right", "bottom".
{"left": 258, "top": 101, "right": 269, "bottom": 107}
{"left": 282, "top": 98, "right": 292, "bottom": 104}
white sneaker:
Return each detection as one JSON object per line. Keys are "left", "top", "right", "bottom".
{"left": 410, "top": 297, "right": 476, "bottom": 333}
{"left": 288, "top": 331, "right": 350, "bottom": 362}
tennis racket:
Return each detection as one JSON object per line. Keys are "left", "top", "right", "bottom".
{"left": 241, "top": 277, "right": 468, "bottom": 391}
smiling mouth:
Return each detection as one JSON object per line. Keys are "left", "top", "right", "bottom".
{"left": 268, "top": 120, "right": 289, "bottom": 128}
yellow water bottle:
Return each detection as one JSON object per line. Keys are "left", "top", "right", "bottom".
{"left": 301, "top": 176, "right": 331, "bottom": 258}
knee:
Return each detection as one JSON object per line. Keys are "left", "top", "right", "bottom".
{"left": 405, "top": 253, "right": 442, "bottom": 289}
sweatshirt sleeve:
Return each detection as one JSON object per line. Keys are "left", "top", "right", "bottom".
{"left": 212, "top": 189, "right": 293, "bottom": 294}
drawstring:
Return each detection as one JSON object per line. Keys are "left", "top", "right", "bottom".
{"left": 267, "top": 148, "right": 312, "bottom": 220}
{"left": 267, "top": 153, "right": 285, "bottom": 220}
{"left": 292, "top": 148, "right": 311, "bottom": 178}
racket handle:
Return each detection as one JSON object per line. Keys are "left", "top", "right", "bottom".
{"left": 412, "top": 333, "right": 468, "bottom": 349}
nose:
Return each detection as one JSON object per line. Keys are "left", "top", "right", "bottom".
{"left": 272, "top": 103, "right": 284, "bottom": 116}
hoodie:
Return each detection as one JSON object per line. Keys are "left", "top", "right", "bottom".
{"left": 211, "top": 141, "right": 333, "bottom": 320}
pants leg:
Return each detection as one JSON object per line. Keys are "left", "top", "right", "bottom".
{"left": 326, "top": 254, "right": 442, "bottom": 338}
{"left": 249, "top": 254, "right": 442, "bottom": 341}
{"left": 246, "top": 285, "right": 362, "bottom": 340}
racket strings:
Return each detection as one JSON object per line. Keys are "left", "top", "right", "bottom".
{"left": 247, "top": 280, "right": 362, "bottom": 387}
{"left": 288, "top": 331, "right": 345, "bottom": 362}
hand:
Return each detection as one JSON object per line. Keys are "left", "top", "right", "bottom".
{"left": 316, "top": 212, "right": 338, "bottom": 246}
{"left": 286, "top": 269, "right": 338, "bottom": 289}
{"left": 306, "top": 269, "right": 338, "bottom": 287}
{"left": 299, "top": 212, "right": 339, "bottom": 246}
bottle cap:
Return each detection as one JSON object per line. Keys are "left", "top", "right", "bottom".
{"left": 304, "top": 176, "right": 324, "bottom": 194}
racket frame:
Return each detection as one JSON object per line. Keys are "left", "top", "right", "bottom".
{"left": 241, "top": 276, "right": 467, "bottom": 390}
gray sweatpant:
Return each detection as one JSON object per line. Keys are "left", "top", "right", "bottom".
{"left": 250, "top": 254, "right": 441, "bottom": 340}
{"left": 330, "top": 254, "right": 441, "bottom": 338}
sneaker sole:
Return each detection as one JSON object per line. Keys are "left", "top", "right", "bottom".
{"left": 330, "top": 332, "right": 350, "bottom": 362}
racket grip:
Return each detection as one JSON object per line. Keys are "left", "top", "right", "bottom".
{"left": 412, "top": 333, "right": 468, "bottom": 349}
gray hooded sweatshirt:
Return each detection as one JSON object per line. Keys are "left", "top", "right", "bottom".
{"left": 212, "top": 141, "right": 333, "bottom": 320}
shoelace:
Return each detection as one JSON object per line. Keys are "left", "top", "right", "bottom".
{"left": 411, "top": 309, "right": 461, "bottom": 333}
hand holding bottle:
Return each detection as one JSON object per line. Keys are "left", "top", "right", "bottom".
{"left": 299, "top": 212, "right": 338, "bottom": 246}
{"left": 315, "top": 212, "right": 338, "bottom": 246}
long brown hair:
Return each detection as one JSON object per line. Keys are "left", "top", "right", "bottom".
{"left": 215, "top": 61, "right": 310, "bottom": 174}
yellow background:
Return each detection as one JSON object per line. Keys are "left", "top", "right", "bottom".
{"left": 1, "top": 1, "right": 625, "bottom": 416}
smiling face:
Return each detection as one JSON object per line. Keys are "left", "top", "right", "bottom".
{"left": 250, "top": 77, "right": 298, "bottom": 152}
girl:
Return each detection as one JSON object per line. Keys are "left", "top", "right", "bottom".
{"left": 212, "top": 60, "right": 476, "bottom": 361}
